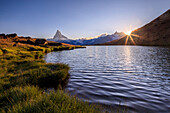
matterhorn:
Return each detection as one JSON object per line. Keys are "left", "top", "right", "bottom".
{"left": 53, "top": 30, "right": 69, "bottom": 40}
{"left": 49, "top": 30, "right": 125, "bottom": 45}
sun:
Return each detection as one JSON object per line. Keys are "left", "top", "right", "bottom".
{"left": 125, "top": 31, "right": 132, "bottom": 36}
{"left": 122, "top": 27, "right": 141, "bottom": 45}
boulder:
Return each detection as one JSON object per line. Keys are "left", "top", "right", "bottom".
{"left": 27, "top": 39, "right": 35, "bottom": 45}
{"left": 47, "top": 41, "right": 62, "bottom": 46}
{"left": 6, "top": 33, "right": 17, "bottom": 37}
{"left": 25, "top": 37, "right": 31, "bottom": 39}
{"left": 35, "top": 39, "right": 47, "bottom": 45}
{"left": 0, "top": 33, "right": 5, "bottom": 37}
{"left": 0, "top": 33, "right": 7, "bottom": 39}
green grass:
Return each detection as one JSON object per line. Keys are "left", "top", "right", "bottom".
{"left": 0, "top": 86, "right": 99, "bottom": 113}
{"left": 22, "top": 63, "right": 69, "bottom": 88}
{"left": 0, "top": 49, "right": 3, "bottom": 55}
{"left": 0, "top": 46, "right": 71, "bottom": 90}
{"left": 0, "top": 44, "right": 100, "bottom": 113}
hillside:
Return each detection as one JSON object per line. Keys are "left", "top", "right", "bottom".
{"left": 0, "top": 34, "right": 99, "bottom": 112}
{"left": 103, "top": 9, "right": 170, "bottom": 46}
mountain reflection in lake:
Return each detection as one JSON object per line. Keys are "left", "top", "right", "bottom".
{"left": 44, "top": 46, "right": 170, "bottom": 113}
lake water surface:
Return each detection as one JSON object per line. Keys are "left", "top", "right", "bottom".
{"left": 44, "top": 46, "right": 170, "bottom": 113}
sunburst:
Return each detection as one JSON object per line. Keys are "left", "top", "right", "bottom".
{"left": 123, "top": 29, "right": 141, "bottom": 45}
{"left": 125, "top": 31, "right": 132, "bottom": 36}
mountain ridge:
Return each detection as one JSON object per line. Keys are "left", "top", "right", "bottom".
{"left": 49, "top": 31, "right": 125, "bottom": 45}
{"left": 101, "top": 9, "right": 170, "bottom": 46}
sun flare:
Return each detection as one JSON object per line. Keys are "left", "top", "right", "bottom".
{"left": 122, "top": 27, "right": 141, "bottom": 45}
{"left": 125, "top": 31, "right": 132, "bottom": 36}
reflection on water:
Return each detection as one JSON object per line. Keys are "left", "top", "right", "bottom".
{"left": 44, "top": 46, "right": 170, "bottom": 113}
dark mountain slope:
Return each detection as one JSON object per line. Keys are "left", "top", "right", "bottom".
{"left": 103, "top": 9, "right": 170, "bottom": 46}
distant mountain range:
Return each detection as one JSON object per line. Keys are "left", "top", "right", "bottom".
{"left": 102, "top": 9, "right": 170, "bottom": 46}
{"left": 48, "top": 30, "right": 125, "bottom": 45}
{"left": 49, "top": 9, "right": 170, "bottom": 46}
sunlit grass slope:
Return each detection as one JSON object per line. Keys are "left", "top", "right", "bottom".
{"left": 0, "top": 35, "right": 99, "bottom": 113}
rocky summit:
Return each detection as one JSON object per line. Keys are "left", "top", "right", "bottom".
{"left": 53, "top": 30, "right": 69, "bottom": 40}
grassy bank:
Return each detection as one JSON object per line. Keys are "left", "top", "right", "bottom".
{"left": 0, "top": 35, "right": 99, "bottom": 112}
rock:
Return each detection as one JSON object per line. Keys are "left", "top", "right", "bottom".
{"left": 25, "top": 37, "right": 31, "bottom": 39}
{"left": 47, "top": 41, "right": 62, "bottom": 46}
{"left": 0, "top": 33, "right": 5, "bottom": 37}
{"left": 27, "top": 39, "right": 35, "bottom": 45}
{"left": 0, "top": 34, "right": 7, "bottom": 39}
{"left": 6, "top": 33, "right": 17, "bottom": 38}
{"left": 18, "top": 36, "right": 31, "bottom": 39}
{"left": 53, "top": 30, "right": 69, "bottom": 40}
{"left": 35, "top": 39, "right": 47, "bottom": 45}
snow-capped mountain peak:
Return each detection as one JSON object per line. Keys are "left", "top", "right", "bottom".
{"left": 49, "top": 30, "right": 125, "bottom": 45}
{"left": 53, "top": 30, "right": 68, "bottom": 40}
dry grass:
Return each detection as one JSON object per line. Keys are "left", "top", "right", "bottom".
{"left": 0, "top": 36, "right": 100, "bottom": 113}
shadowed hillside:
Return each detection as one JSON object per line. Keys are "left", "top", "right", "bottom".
{"left": 102, "top": 9, "right": 170, "bottom": 46}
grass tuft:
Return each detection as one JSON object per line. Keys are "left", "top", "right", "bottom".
{"left": 0, "top": 86, "right": 99, "bottom": 113}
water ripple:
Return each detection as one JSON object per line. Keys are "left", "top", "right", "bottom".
{"left": 45, "top": 46, "right": 170, "bottom": 113}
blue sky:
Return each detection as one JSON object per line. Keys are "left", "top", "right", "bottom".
{"left": 0, "top": 0, "right": 169, "bottom": 39}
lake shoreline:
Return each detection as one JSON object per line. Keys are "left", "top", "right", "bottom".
{"left": 0, "top": 35, "right": 100, "bottom": 112}
{"left": 45, "top": 46, "right": 170, "bottom": 113}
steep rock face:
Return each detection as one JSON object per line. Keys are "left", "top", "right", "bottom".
{"left": 53, "top": 30, "right": 68, "bottom": 40}
{"left": 131, "top": 9, "right": 170, "bottom": 46}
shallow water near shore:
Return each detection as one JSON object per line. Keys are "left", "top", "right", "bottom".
{"left": 44, "top": 46, "right": 170, "bottom": 113}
